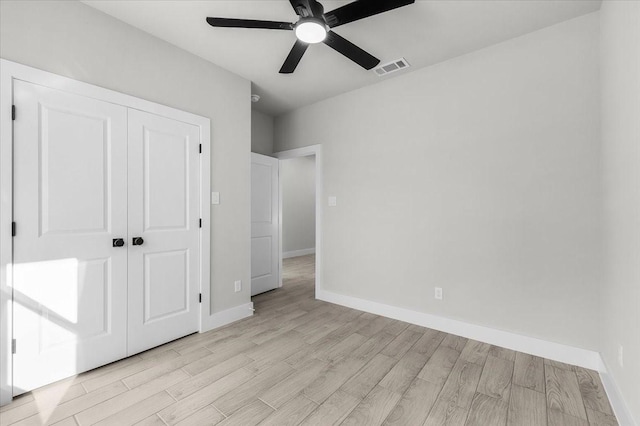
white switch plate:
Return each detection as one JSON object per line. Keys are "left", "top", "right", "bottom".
{"left": 211, "top": 192, "right": 220, "bottom": 204}
{"left": 328, "top": 196, "right": 337, "bottom": 207}
{"left": 234, "top": 280, "right": 242, "bottom": 293}
{"left": 434, "top": 287, "right": 443, "bottom": 300}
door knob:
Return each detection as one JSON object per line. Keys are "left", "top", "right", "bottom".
{"left": 132, "top": 237, "right": 144, "bottom": 246}
{"left": 112, "top": 238, "right": 125, "bottom": 247}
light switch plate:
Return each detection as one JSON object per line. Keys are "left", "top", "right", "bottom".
{"left": 234, "top": 280, "right": 242, "bottom": 293}
{"left": 211, "top": 192, "right": 220, "bottom": 204}
{"left": 328, "top": 196, "right": 337, "bottom": 207}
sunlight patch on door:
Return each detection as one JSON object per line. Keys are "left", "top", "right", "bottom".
{"left": 12, "top": 258, "right": 80, "bottom": 398}
{"left": 14, "top": 258, "right": 80, "bottom": 325}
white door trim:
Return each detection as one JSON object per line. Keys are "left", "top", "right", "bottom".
{"left": 0, "top": 59, "right": 211, "bottom": 405}
{"left": 274, "top": 145, "right": 323, "bottom": 298}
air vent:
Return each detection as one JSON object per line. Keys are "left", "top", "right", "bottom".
{"left": 373, "top": 58, "right": 410, "bottom": 77}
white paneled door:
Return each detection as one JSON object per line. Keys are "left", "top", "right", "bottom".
{"left": 251, "top": 153, "right": 279, "bottom": 296}
{"left": 12, "top": 82, "right": 201, "bottom": 394}
{"left": 12, "top": 81, "right": 129, "bottom": 393}
{"left": 127, "top": 110, "right": 200, "bottom": 355}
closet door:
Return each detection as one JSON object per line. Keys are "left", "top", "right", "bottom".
{"left": 127, "top": 110, "right": 200, "bottom": 355}
{"left": 12, "top": 81, "right": 128, "bottom": 394}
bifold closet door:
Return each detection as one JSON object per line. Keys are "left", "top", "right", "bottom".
{"left": 12, "top": 81, "right": 128, "bottom": 394}
{"left": 127, "top": 109, "right": 200, "bottom": 355}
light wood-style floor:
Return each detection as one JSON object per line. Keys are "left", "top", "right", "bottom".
{"left": 0, "top": 254, "right": 617, "bottom": 426}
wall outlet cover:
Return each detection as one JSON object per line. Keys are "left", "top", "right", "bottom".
{"left": 234, "top": 280, "right": 242, "bottom": 293}
{"left": 328, "top": 196, "right": 337, "bottom": 207}
{"left": 211, "top": 192, "right": 220, "bottom": 204}
{"left": 435, "top": 287, "right": 443, "bottom": 300}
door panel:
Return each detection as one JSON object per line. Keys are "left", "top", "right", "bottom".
{"left": 12, "top": 81, "right": 128, "bottom": 394}
{"left": 143, "top": 250, "right": 189, "bottom": 323}
{"left": 251, "top": 153, "right": 279, "bottom": 296}
{"left": 251, "top": 237, "right": 273, "bottom": 277}
{"left": 40, "top": 106, "right": 109, "bottom": 234}
{"left": 127, "top": 110, "right": 200, "bottom": 355}
{"left": 144, "top": 128, "right": 188, "bottom": 231}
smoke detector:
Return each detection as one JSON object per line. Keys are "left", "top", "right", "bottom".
{"left": 373, "top": 58, "right": 410, "bottom": 77}
{"left": 251, "top": 94, "right": 261, "bottom": 103}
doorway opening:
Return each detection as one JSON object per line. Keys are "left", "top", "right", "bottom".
{"left": 280, "top": 155, "right": 316, "bottom": 296}
{"left": 276, "top": 145, "right": 322, "bottom": 300}
{"left": 249, "top": 145, "right": 322, "bottom": 305}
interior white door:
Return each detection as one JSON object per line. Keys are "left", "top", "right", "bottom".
{"left": 251, "top": 153, "right": 279, "bottom": 296}
{"left": 12, "top": 80, "right": 128, "bottom": 394}
{"left": 127, "top": 109, "right": 200, "bottom": 355}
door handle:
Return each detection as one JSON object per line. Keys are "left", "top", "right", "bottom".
{"left": 132, "top": 237, "right": 144, "bottom": 246}
{"left": 112, "top": 238, "right": 125, "bottom": 247}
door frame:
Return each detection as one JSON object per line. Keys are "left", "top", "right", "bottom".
{"left": 0, "top": 59, "right": 211, "bottom": 405}
{"left": 274, "top": 145, "right": 323, "bottom": 298}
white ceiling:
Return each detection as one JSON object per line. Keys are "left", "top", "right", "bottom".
{"left": 83, "top": 0, "right": 601, "bottom": 116}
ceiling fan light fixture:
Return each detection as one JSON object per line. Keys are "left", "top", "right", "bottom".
{"left": 295, "top": 19, "right": 327, "bottom": 44}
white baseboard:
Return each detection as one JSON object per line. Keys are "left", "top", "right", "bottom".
{"left": 317, "top": 289, "right": 602, "bottom": 371}
{"left": 201, "top": 302, "right": 254, "bottom": 332}
{"left": 283, "top": 248, "right": 315, "bottom": 259}
{"left": 599, "top": 359, "right": 638, "bottom": 426}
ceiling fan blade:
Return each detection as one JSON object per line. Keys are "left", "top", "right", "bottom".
{"left": 288, "top": 0, "right": 324, "bottom": 18}
{"left": 323, "top": 0, "right": 415, "bottom": 28}
{"left": 206, "top": 17, "right": 293, "bottom": 30}
{"left": 279, "top": 40, "right": 309, "bottom": 74}
{"left": 323, "top": 31, "right": 380, "bottom": 70}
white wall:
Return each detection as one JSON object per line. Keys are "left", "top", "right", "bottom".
{"left": 600, "top": 1, "right": 640, "bottom": 423}
{"left": 282, "top": 157, "right": 316, "bottom": 255}
{"left": 251, "top": 110, "right": 274, "bottom": 156}
{"left": 0, "top": 0, "right": 251, "bottom": 315}
{"left": 275, "top": 13, "right": 601, "bottom": 350}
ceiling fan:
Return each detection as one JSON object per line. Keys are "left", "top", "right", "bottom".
{"left": 206, "top": 0, "right": 415, "bottom": 74}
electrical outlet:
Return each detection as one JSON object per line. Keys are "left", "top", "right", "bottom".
{"left": 434, "top": 287, "right": 443, "bottom": 300}
{"left": 234, "top": 280, "right": 241, "bottom": 293}
{"left": 328, "top": 196, "right": 337, "bottom": 207}
{"left": 618, "top": 345, "right": 624, "bottom": 368}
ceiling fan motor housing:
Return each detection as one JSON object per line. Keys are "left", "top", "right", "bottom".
{"left": 292, "top": 0, "right": 325, "bottom": 18}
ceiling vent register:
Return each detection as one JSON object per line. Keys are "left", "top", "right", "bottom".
{"left": 374, "top": 58, "right": 410, "bottom": 76}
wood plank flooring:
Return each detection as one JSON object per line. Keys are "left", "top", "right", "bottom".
{"left": 0, "top": 254, "right": 617, "bottom": 426}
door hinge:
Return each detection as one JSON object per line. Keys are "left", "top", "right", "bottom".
{"left": 11, "top": 222, "right": 16, "bottom": 237}
{"left": 199, "top": 144, "right": 202, "bottom": 154}
{"left": 12, "top": 105, "right": 16, "bottom": 121}
{"left": 199, "top": 218, "right": 202, "bottom": 228}
{"left": 199, "top": 293, "right": 202, "bottom": 303}
{"left": 11, "top": 339, "right": 16, "bottom": 354}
